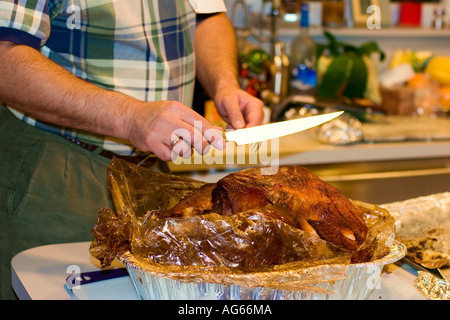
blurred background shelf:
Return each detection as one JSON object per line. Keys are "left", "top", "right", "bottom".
{"left": 226, "top": 0, "right": 450, "bottom": 71}
{"left": 281, "top": 26, "right": 450, "bottom": 37}
{"left": 276, "top": 26, "right": 450, "bottom": 71}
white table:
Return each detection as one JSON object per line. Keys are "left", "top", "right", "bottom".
{"left": 11, "top": 241, "right": 426, "bottom": 300}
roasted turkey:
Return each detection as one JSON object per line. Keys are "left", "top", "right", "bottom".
{"left": 150, "top": 166, "right": 368, "bottom": 252}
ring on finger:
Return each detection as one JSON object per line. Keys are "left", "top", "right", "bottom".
{"left": 169, "top": 137, "right": 182, "bottom": 149}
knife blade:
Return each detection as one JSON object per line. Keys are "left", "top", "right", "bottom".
{"left": 439, "top": 266, "right": 450, "bottom": 282}
{"left": 223, "top": 111, "right": 344, "bottom": 145}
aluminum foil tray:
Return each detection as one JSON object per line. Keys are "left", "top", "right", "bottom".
{"left": 118, "top": 241, "right": 406, "bottom": 300}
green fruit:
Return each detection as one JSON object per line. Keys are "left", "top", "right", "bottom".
{"left": 317, "top": 54, "right": 351, "bottom": 98}
{"left": 343, "top": 55, "right": 367, "bottom": 99}
{"left": 246, "top": 49, "right": 270, "bottom": 74}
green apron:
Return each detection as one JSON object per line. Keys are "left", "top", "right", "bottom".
{"left": 0, "top": 106, "right": 113, "bottom": 299}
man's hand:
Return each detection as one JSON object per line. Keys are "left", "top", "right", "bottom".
{"left": 195, "top": 13, "right": 264, "bottom": 130}
{"left": 125, "top": 100, "right": 225, "bottom": 161}
{"left": 213, "top": 87, "right": 264, "bottom": 129}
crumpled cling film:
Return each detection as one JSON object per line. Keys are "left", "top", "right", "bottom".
{"left": 89, "top": 158, "right": 396, "bottom": 291}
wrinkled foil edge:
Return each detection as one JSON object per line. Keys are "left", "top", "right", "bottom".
{"left": 415, "top": 271, "right": 450, "bottom": 300}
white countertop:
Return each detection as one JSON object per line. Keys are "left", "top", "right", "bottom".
{"left": 11, "top": 241, "right": 426, "bottom": 300}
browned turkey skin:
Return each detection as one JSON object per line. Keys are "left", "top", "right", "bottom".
{"left": 150, "top": 166, "right": 368, "bottom": 252}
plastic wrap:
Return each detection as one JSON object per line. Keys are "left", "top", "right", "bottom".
{"left": 90, "top": 158, "right": 401, "bottom": 298}
{"left": 135, "top": 211, "right": 352, "bottom": 268}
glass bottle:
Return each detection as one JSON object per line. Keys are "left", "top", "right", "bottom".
{"left": 290, "top": 3, "right": 317, "bottom": 95}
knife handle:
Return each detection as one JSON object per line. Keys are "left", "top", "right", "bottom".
{"left": 220, "top": 129, "right": 231, "bottom": 143}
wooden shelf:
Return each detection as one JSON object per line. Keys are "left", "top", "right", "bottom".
{"left": 278, "top": 26, "right": 450, "bottom": 38}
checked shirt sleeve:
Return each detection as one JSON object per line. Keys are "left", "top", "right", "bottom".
{"left": 187, "top": 0, "right": 226, "bottom": 14}
{"left": 0, "top": 0, "right": 51, "bottom": 50}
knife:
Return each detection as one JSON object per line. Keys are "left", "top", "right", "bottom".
{"left": 223, "top": 111, "right": 344, "bottom": 145}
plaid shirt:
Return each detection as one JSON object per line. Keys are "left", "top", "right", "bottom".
{"left": 0, "top": 0, "right": 226, "bottom": 155}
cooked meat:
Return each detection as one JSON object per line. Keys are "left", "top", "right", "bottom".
{"left": 212, "top": 166, "right": 368, "bottom": 251}
{"left": 151, "top": 183, "right": 216, "bottom": 219}
{"left": 150, "top": 166, "right": 368, "bottom": 252}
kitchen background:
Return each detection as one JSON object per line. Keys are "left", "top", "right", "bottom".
{"left": 186, "top": 0, "right": 450, "bottom": 205}
{"left": 224, "top": 0, "right": 450, "bottom": 69}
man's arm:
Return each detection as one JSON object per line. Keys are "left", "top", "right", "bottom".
{"left": 194, "top": 13, "right": 263, "bottom": 129}
{"left": 0, "top": 42, "right": 219, "bottom": 160}
{"left": 0, "top": 42, "right": 130, "bottom": 138}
